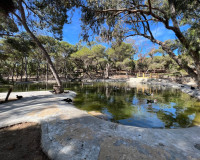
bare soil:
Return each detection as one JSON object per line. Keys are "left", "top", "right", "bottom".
{"left": 0, "top": 122, "right": 50, "bottom": 160}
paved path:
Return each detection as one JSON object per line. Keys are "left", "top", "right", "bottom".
{"left": 0, "top": 91, "right": 200, "bottom": 160}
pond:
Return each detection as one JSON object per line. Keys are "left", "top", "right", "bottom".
{"left": 1, "top": 82, "right": 200, "bottom": 128}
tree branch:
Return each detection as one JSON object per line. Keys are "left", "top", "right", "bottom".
{"left": 141, "top": 14, "right": 154, "bottom": 39}
{"left": 97, "top": 5, "right": 199, "bottom": 64}
{"left": 148, "top": 0, "right": 152, "bottom": 13}
{"left": 126, "top": 33, "right": 197, "bottom": 79}
{"left": 12, "top": 12, "right": 22, "bottom": 22}
{"left": 15, "top": 0, "right": 62, "bottom": 86}
{"left": 125, "top": 19, "right": 155, "bottom": 23}
{"left": 21, "top": 0, "right": 52, "bottom": 26}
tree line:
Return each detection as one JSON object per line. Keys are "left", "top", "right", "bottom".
{"left": 0, "top": 34, "right": 135, "bottom": 81}
{"left": 1, "top": 33, "right": 185, "bottom": 82}
{"left": 0, "top": 0, "right": 199, "bottom": 88}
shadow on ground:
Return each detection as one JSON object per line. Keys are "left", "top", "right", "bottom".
{"left": 0, "top": 122, "right": 49, "bottom": 160}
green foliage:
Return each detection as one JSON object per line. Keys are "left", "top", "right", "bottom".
{"left": 71, "top": 47, "right": 92, "bottom": 59}
{"left": 70, "top": 45, "right": 106, "bottom": 77}
{"left": 0, "top": 32, "right": 194, "bottom": 80}
{"left": 0, "top": 34, "right": 78, "bottom": 80}
{"left": 108, "top": 42, "right": 135, "bottom": 61}
{"left": 106, "top": 42, "right": 136, "bottom": 71}
{"left": 0, "top": 0, "right": 77, "bottom": 40}
{"left": 0, "top": 16, "right": 18, "bottom": 36}
{"left": 91, "top": 45, "right": 106, "bottom": 58}
{"left": 79, "top": 0, "right": 200, "bottom": 86}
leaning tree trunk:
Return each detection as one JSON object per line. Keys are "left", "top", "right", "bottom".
{"left": 168, "top": 0, "right": 200, "bottom": 88}
{"left": 144, "top": 35, "right": 200, "bottom": 88}
{"left": 15, "top": 1, "right": 63, "bottom": 93}
{"left": 22, "top": 25, "right": 62, "bottom": 86}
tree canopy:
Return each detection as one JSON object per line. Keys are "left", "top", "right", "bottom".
{"left": 0, "top": 0, "right": 79, "bottom": 89}
{"left": 79, "top": 0, "right": 200, "bottom": 87}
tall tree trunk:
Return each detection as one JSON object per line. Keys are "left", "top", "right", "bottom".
{"left": 195, "top": 64, "right": 200, "bottom": 89}
{"left": 64, "top": 63, "right": 67, "bottom": 80}
{"left": 36, "top": 61, "right": 40, "bottom": 81}
{"left": 21, "top": 58, "right": 23, "bottom": 82}
{"left": 84, "top": 67, "right": 92, "bottom": 79}
{"left": 15, "top": 1, "right": 62, "bottom": 90}
{"left": 99, "top": 63, "right": 104, "bottom": 78}
{"left": 105, "top": 63, "right": 110, "bottom": 78}
{"left": 16, "top": 66, "right": 19, "bottom": 81}
{"left": 46, "top": 62, "right": 48, "bottom": 83}
{"left": 12, "top": 63, "right": 16, "bottom": 83}
{"left": 25, "top": 55, "right": 28, "bottom": 82}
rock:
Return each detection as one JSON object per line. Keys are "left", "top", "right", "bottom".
{"left": 159, "top": 143, "right": 165, "bottom": 146}
{"left": 88, "top": 111, "right": 109, "bottom": 120}
{"left": 194, "top": 144, "right": 200, "bottom": 150}
{"left": 53, "top": 85, "right": 64, "bottom": 94}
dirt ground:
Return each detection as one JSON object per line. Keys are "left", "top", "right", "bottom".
{"left": 0, "top": 122, "right": 50, "bottom": 160}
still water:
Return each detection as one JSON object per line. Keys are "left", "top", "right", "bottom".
{"left": 1, "top": 82, "right": 200, "bottom": 128}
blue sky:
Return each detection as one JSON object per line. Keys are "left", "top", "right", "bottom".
{"left": 63, "top": 9, "right": 82, "bottom": 45}
{"left": 62, "top": 9, "right": 188, "bottom": 59}
{"left": 63, "top": 9, "right": 111, "bottom": 48}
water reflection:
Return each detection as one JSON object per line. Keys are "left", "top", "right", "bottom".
{"left": 69, "top": 82, "right": 200, "bottom": 128}
{"left": 1, "top": 82, "right": 200, "bottom": 128}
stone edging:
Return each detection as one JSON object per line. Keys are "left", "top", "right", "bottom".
{"left": 128, "top": 78, "right": 200, "bottom": 100}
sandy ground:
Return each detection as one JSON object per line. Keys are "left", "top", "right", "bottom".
{"left": 0, "top": 122, "right": 49, "bottom": 160}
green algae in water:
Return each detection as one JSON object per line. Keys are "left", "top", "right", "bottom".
{"left": 0, "top": 83, "right": 53, "bottom": 92}
{"left": 1, "top": 82, "right": 200, "bottom": 128}
{"left": 69, "top": 82, "right": 200, "bottom": 129}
